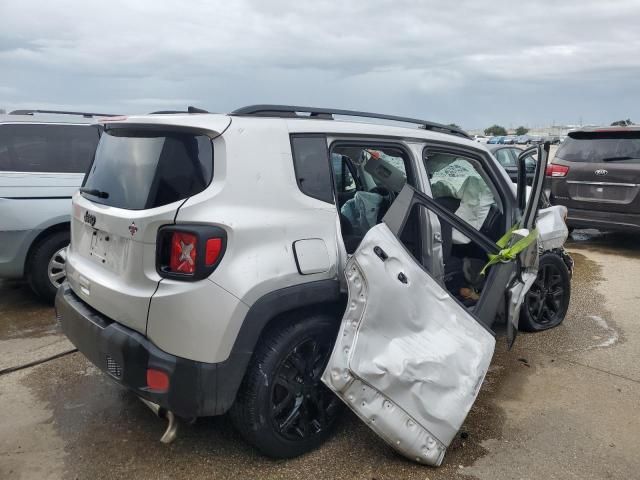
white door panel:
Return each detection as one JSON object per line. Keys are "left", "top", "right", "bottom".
{"left": 322, "top": 223, "right": 495, "bottom": 466}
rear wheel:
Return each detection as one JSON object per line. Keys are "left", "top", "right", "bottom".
{"left": 27, "top": 231, "right": 69, "bottom": 303}
{"left": 230, "top": 314, "right": 342, "bottom": 458}
{"left": 520, "top": 252, "right": 571, "bottom": 331}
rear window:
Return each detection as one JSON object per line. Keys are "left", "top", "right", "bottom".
{"left": 0, "top": 123, "right": 99, "bottom": 173}
{"left": 557, "top": 131, "right": 640, "bottom": 163}
{"left": 82, "top": 128, "right": 213, "bottom": 210}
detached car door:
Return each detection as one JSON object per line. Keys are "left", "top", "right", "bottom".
{"left": 322, "top": 185, "right": 522, "bottom": 466}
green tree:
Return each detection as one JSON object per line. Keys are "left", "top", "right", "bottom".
{"left": 611, "top": 119, "right": 633, "bottom": 126}
{"left": 484, "top": 124, "right": 507, "bottom": 136}
{"left": 515, "top": 126, "right": 529, "bottom": 136}
{"left": 447, "top": 123, "right": 462, "bottom": 130}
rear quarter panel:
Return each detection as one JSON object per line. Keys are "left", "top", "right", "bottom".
{"left": 147, "top": 119, "right": 340, "bottom": 363}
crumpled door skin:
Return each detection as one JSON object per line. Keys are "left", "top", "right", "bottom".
{"left": 322, "top": 223, "right": 495, "bottom": 466}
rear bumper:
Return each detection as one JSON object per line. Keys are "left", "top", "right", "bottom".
{"left": 563, "top": 207, "right": 640, "bottom": 232}
{"left": 56, "top": 284, "right": 242, "bottom": 417}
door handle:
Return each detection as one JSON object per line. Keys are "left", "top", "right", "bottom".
{"left": 373, "top": 246, "right": 388, "bottom": 262}
{"left": 397, "top": 272, "right": 408, "bottom": 284}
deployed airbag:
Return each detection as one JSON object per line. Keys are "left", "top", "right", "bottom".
{"left": 430, "top": 159, "right": 496, "bottom": 244}
{"left": 340, "top": 191, "right": 384, "bottom": 237}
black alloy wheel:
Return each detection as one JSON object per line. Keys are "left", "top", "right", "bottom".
{"left": 230, "top": 314, "right": 342, "bottom": 458}
{"left": 270, "top": 338, "right": 341, "bottom": 441}
{"left": 520, "top": 252, "right": 571, "bottom": 331}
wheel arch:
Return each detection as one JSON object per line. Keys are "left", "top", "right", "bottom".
{"left": 215, "top": 279, "right": 343, "bottom": 414}
{"left": 24, "top": 221, "right": 70, "bottom": 275}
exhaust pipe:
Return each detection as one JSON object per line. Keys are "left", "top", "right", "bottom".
{"left": 139, "top": 397, "right": 178, "bottom": 444}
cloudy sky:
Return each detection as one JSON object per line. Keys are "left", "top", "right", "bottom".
{"left": 1, "top": 0, "right": 639, "bottom": 129}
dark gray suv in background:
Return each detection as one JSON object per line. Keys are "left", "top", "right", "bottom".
{"left": 547, "top": 127, "right": 640, "bottom": 231}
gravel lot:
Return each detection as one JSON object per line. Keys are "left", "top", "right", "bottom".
{"left": 1, "top": 229, "right": 639, "bottom": 480}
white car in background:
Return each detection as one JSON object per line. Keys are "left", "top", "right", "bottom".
{"left": 473, "top": 134, "right": 488, "bottom": 143}
{"left": 0, "top": 110, "right": 107, "bottom": 301}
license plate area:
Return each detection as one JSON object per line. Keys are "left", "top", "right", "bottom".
{"left": 89, "top": 229, "right": 111, "bottom": 265}
{"left": 85, "top": 228, "right": 130, "bottom": 273}
{"left": 569, "top": 182, "right": 639, "bottom": 204}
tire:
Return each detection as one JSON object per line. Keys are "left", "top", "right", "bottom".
{"left": 27, "top": 231, "right": 69, "bottom": 303}
{"left": 230, "top": 313, "right": 342, "bottom": 458}
{"left": 519, "top": 252, "right": 571, "bottom": 332}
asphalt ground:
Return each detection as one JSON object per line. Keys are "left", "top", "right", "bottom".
{"left": 1, "top": 228, "right": 639, "bottom": 479}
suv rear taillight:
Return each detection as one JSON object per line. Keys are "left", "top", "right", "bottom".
{"left": 157, "top": 225, "right": 227, "bottom": 280}
{"left": 546, "top": 164, "right": 569, "bottom": 177}
{"left": 169, "top": 232, "right": 197, "bottom": 274}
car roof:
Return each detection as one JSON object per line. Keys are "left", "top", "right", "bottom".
{"left": 569, "top": 126, "right": 640, "bottom": 133}
{"left": 98, "top": 112, "right": 481, "bottom": 149}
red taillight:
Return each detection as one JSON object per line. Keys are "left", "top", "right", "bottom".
{"left": 205, "top": 237, "right": 223, "bottom": 266}
{"left": 545, "top": 164, "right": 569, "bottom": 177}
{"left": 169, "top": 232, "right": 197, "bottom": 274}
{"left": 146, "top": 368, "right": 169, "bottom": 392}
{"left": 158, "top": 226, "right": 226, "bottom": 280}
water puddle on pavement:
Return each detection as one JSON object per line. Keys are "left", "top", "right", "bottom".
{"left": 568, "top": 228, "right": 640, "bottom": 259}
{"left": 10, "top": 247, "right": 623, "bottom": 479}
{"left": 0, "top": 281, "right": 56, "bottom": 340}
{"left": 573, "top": 315, "right": 619, "bottom": 350}
{"left": 515, "top": 251, "right": 624, "bottom": 357}
{"left": 18, "top": 347, "right": 531, "bottom": 479}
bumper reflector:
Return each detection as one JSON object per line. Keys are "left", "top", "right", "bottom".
{"left": 146, "top": 368, "right": 170, "bottom": 392}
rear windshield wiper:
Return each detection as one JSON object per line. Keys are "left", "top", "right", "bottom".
{"left": 79, "top": 187, "right": 109, "bottom": 199}
{"left": 601, "top": 156, "right": 640, "bottom": 162}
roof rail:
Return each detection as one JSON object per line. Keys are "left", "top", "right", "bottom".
{"left": 149, "top": 106, "right": 210, "bottom": 114}
{"left": 9, "top": 109, "right": 121, "bottom": 118}
{"left": 230, "top": 104, "right": 471, "bottom": 139}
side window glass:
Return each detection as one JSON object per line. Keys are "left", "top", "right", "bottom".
{"left": 425, "top": 151, "right": 501, "bottom": 243}
{"left": 331, "top": 143, "right": 412, "bottom": 253}
{"left": 67, "top": 126, "right": 100, "bottom": 173}
{"left": 495, "top": 148, "right": 515, "bottom": 168}
{"left": 13, "top": 131, "right": 49, "bottom": 171}
{"left": 523, "top": 151, "right": 537, "bottom": 172}
{"left": 0, "top": 124, "right": 99, "bottom": 173}
{"left": 290, "top": 134, "right": 333, "bottom": 204}
{"left": 0, "top": 148, "right": 9, "bottom": 170}
{"left": 331, "top": 153, "right": 356, "bottom": 193}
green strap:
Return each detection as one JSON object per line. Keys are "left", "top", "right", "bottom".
{"left": 496, "top": 224, "right": 519, "bottom": 249}
{"left": 480, "top": 226, "right": 538, "bottom": 275}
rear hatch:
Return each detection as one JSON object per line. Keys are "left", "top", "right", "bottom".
{"left": 552, "top": 129, "right": 640, "bottom": 213}
{"left": 66, "top": 118, "right": 229, "bottom": 334}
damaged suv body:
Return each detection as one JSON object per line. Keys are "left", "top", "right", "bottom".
{"left": 57, "top": 106, "right": 571, "bottom": 466}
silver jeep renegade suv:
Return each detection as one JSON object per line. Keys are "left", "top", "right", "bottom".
{"left": 57, "top": 105, "right": 572, "bottom": 465}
